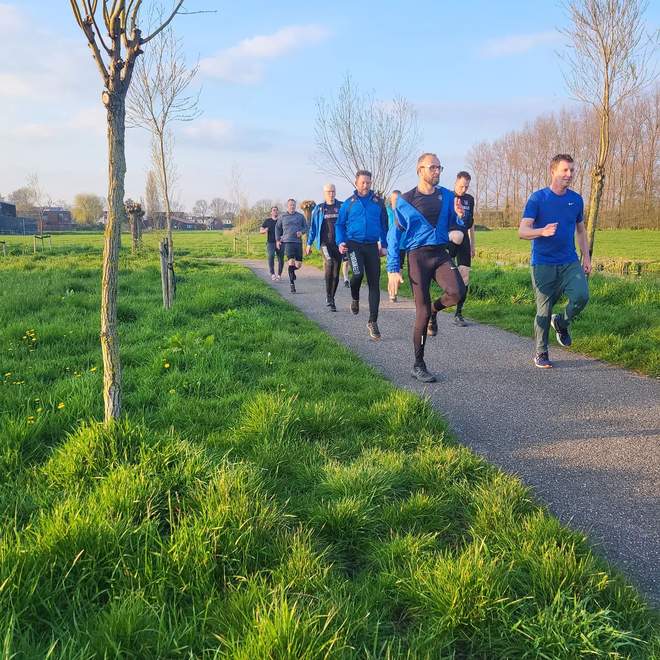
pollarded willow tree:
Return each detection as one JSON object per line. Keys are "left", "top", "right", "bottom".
{"left": 314, "top": 74, "right": 419, "bottom": 196}
{"left": 127, "top": 15, "right": 200, "bottom": 308}
{"left": 70, "top": 0, "right": 185, "bottom": 422}
{"left": 560, "top": 0, "right": 658, "bottom": 256}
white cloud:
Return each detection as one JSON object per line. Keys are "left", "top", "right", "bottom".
{"left": 181, "top": 118, "right": 277, "bottom": 152}
{"left": 480, "top": 31, "right": 560, "bottom": 58}
{"left": 200, "top": 24, "right": 330, "bottom": 84}
{"left": 0, "top": 73, "right": 32, "bottom": 97}
{"left": 0, "top": 3, "right": 23, "bottom": 30}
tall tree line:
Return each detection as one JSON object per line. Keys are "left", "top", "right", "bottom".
{"left": 466, "top": 86, "right": 659, "bottom": 229}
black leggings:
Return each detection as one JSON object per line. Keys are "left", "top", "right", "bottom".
{"left": 408, "top": 246, "right": 465, "bottom": 364}
{"left": 321, "top": 243, "right": 341, "bottom": 301}
{"left": 347, "top": 241, "right": 381, "bottom": 322}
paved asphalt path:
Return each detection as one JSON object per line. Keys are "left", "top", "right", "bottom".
{"left": 233, "top": 259, "right": 660, "bottom": 605}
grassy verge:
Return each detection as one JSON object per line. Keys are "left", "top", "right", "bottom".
{"left": 0, "top": 253, "right": 657, "bottom": 657}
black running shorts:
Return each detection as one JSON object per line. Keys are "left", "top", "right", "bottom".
{"left": 449, "top": 235, "right": 471, "bottom": 268}
{"left": 283, "top": 242, "right": 303, "bottom": 261}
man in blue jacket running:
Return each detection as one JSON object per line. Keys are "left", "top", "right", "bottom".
{"left": 387, "top": 153, "right": 466, "bottom": 382}
{"left": 336, "top": 169, "right": 388, "bottom": 340}
{"left": 306, "top": 183, "right": 343, "bottom": 311}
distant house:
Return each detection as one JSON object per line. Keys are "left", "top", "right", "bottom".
{"left": 42, "top": 207, "right": 74, "bottom": 230}
{"left": 0, "top": 202, "right": 38, "bottom": 235}
{"left": 171, "top": 217, "right": 207, "bottom": 231}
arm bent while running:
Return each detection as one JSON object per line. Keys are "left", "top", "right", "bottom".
{"left": 518, "top": 218, "right": 557, "bottom": 240}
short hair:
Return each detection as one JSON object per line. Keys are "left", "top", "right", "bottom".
{"left": 355, "top": 169, "right": 372, "bottom": 179}
{"left": 271, "top": 206, "right": 278, "bottom": 211}
{"left": 417, "top": 152, "right": 438, "bottom": 167}
{"left": 323, "top": 183, "right": 336, "bottom": 191}
{"left": 550, "top": 154, "right": 574, "bottom": 170}
{"left": 287, "top": 198, "right": 296, "bottom": 204}
{"left": 392, "top": 189, "right": 401, "bottom": 194}
{"left": 456, "top": 171, "right": 471, "bottom": 181}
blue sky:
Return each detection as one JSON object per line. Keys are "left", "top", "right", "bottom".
{"left": 1, "top": 1, "right": 657, "bottom": 208}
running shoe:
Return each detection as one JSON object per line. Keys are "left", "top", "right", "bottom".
{"left": 351, "top": 299, "right": 359, "bottom": 315}
{"left": 551, "top": 314, "right": 572, "bottom": 347}
{"left": 270, "top": 274, "right": 277, "bottom": 281}
{"left": 411, "top": 362, "right": 437, "bottom": 383}
{"left": 453, "top": 314, "right": 467, "bottom": 327}
{"left": 344, "top": 280, "right": 350, "bottom": 288}
{"left": 290, "top": 283, "right": 296, "bottom": 293}
{"left": 534, "top": 352, "right": 553, "bottom": 369}
{"left": 328, "top": 299, "right": 337, "bottom": 312}
{"left": 427, "top": 313, "right": 438, "bottom": 336}
{"left": 389, "top": 294, "right": 398, "bottom": 303}
{"left": 367, "top": 321, "right": 381, "bottom": 340}
{"left": 276, "top": 274, "right": 281, "bottom": 281}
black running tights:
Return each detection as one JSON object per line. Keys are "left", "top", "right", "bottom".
{"left": 347, "top": 241, "right": 381, "bottom": 322}
{"left": 408, "top": 246, "right": 464, "bottom": 364}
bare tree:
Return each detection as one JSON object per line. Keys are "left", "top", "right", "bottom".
{"left": 70, "top": 0, "right": 185, "bottom": 422}
{"left": 314, "top": 74, "right": 419, "bottom": 195}
{"left": 127, "top": 7, "right": 200, "bottom": 307}
{"left": 144, "top": 169, "right": 162, "bottom": 227}
{"left": 560, "top": 0, "right": 658, "bottom": 254}
{"left": 209, "top": 196, "right": 233, "bottom": 218}
{"left": 192, "top": 199, "right": 208, "bottom": 217}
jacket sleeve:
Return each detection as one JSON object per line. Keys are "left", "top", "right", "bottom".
{"left": 275, "top": 217, "right": 283, "bottom": 241}
{"left": 335, "top": 200, "right": 349, "bottom": 246}
{"left": 307, "top": 206, "right": 320, "bottom": 246}
{"left": 378, "top": 202, "right": 388, "bottom": 248}
{"left": 386, "top": 209, "right": 406, "bottom": 272}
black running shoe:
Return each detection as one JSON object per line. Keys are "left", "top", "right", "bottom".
{"left": 551, "top": 314, "right": 571, "bottom": 347}
{"left": 367, "top": 321, "right": 381, "bottom": 340}
{"left": 411, "top": 362, "right": 437, "bottom": 383}
{"left": 328, "top": 299, "right": 337, "bottom": 312}
{"left": 351, "top": 299, "right": 359, "bottom": 315}
{"left": 453, "top": 314, "right": 467, "bottom": 327}
{"left": 534, "top": 352, "right": 553, "bottom": 369}
{"left": 344, "top": 280, "right": 350, "bottom": 288}
{"left": 427, "top": 313, "right": 438, "bottom": 336}
{"left": 290, "top": 283, "right": 296, "bottom": 293}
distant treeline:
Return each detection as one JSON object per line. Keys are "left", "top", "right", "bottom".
{"left": 466, "top": 86, "right": 659, "bottom": 229}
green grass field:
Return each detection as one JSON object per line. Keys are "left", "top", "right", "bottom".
{"left": 2, "top": 229, "right": 659, "bottom": 376}
{"left": 1, "top": 251, "right": 658, "bottom": 657}
{"left": 473, "top": 229, "right": 660, "bottom": 274}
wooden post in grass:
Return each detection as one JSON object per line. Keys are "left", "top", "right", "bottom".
{"left": 159, "top": 238, "right": 172, "bottom": 308}
{"left": 33, "top": 236, "right": 37, "bottom": 254}
{"left": 1, "top": 241, "right": 6, "bottom": 257}
{"left": 233, "top": 236, "right": 237, "bottom": 254}
{"left": 300, "top": 201, "right": 316, "bottom": 240}
{"left": 125, "top": 200, "right": 144, "bottom": 255}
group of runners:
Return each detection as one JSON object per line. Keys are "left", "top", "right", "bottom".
{"left": 261, "top": 152, "right": 591, "bottom": 382}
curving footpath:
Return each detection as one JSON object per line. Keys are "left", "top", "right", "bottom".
{"left": 236, "top": 259, "right": 660, "bottom": 605}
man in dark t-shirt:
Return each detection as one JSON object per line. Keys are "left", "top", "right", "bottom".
{"left": 448, "top": 171, "right": 476, "bottom": 326}
{"left": 387, "top": 152, "right": 466, "bottom": 382}
{"left": 260, "top": 206, "right": 284, "bottom": 280}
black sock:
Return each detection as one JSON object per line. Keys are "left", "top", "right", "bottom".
{"left": 456, "top": 285, "right": 468, "bottom": 315}
{"left": 288, "top": 265, "right": 296, "bottom": 283}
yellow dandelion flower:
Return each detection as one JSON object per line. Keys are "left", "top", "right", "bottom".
{"left": 90, "top": 367, "right": 97, "bottom": 372}
{"left": 169, "top": 388, "right": 176, "bottom": 394}
{"left": 36, "top": 407, "right": 43, "bottom": 413}
{"left": 57, "top": 402, "right": 65, "bottom": 409}
{"left": 164, "top": 363, "right": 170, "bottom": 369}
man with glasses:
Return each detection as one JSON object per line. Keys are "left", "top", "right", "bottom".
{"left": 275, "top": 198, "right": 308, "bottom": 293}
{"left": 260, "top": 205, "right": 284, "bottom": 281}
{"left": 306, "top": 183, "right": 343, "bottom": 311}
{"left": 387, "top": 153, "right": 466, "bottom": 382}
{"left": 336, "top": 169, "right": 389, "bottom": 340}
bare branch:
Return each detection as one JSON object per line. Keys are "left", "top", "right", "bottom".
{"left": 141, "top": 0, "right": 184, "bottom": 45}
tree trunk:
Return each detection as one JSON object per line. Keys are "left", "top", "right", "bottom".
{"left": 158, "top": 131, "right": 175, "bottom": 308}
{"left": 585, "top": 104, "right": 610, "bottom": 257}
{"left": 101, "top": 95, "right": 125, "bottom": 422}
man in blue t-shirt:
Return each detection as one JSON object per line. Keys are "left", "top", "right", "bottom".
{"left": 519, "top": 153, "right": 592, "bottom": 368}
